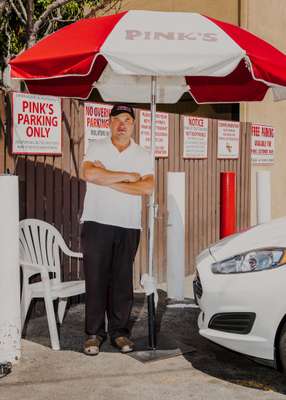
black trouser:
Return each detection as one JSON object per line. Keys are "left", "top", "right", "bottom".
{"left": 81, "top": 221, "right": 140, "bottom": 340}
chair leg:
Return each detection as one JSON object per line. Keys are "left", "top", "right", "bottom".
{"left": 21, "top": 287, "right": 32, "bottom": 331}
{"left": 58, "top": 298, "right": 68, "bottom": 324}
{"left": 44, "top": 295, "right": 60, "bottom": 350}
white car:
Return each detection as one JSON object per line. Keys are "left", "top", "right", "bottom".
{"left": 193, "top": 216, "right": 286, "bottom": 370}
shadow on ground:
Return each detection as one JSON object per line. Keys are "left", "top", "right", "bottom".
{"left": 23, "top": 290, "right": 286, "bottom": 394}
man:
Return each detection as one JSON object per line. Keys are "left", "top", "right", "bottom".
{"left": 81, "top": 104, "right": 154, "bottom": 355}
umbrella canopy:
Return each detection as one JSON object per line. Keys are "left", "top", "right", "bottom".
{"left": 9, "top": 10, "right": 286, "bottom": 103}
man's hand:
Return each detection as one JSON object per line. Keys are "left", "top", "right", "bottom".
{"left": 93, "top": 160, "right": 141, "bottom": 183}
{"left": 124, "top": 172, "right": 141, "bottom": 183}
{"left": 82, "top": 160, "right": 142, "bottom": 186}
{"left": 93, "top": 160, "right": 106, "bottom": 169}
{"left": 109, "top": 174, "right": 154, "bottom": 196}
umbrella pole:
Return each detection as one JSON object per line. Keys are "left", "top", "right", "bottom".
{"left": 147, "top": 76, "right": 157, "bottom": 350}
{"left": 131, "top": 77, "right": 196, "bottom": 362}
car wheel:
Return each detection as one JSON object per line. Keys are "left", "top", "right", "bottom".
{"left": 279, "top": 323, "right": 286, "bottom": 371}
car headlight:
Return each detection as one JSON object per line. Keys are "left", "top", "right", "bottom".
{"left": 212, "top": 248, "right": 286, "bottom": 274}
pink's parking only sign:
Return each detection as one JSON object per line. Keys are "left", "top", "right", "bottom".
{"left": 12, "top": 92, "right": 62, "bottom": 155}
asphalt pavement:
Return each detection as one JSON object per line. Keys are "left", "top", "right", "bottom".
{"left": 1, "top": 289, "right": 286, "bottom": 400}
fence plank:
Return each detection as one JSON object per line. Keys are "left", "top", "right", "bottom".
{"left": 70, "top": 100, "right": 80, "bottom": 281}
{"left": 62, "top": 99, "right": 72, "bottom": 280}
{"left": 245, "top": 123, "right": 251, "bottom": 228}
{"left": 16, "top": 157, "right": 26, "bottom": 220}
{"left": 35, "top": 159, "right": 45, "bottom": 220}
{"left": 26, "top": 158, "right": 36, "bottom": 218}
{"left": 5, "top": 94, "right": 15, "bottom": 174}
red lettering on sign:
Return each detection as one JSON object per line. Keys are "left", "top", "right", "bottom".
{"left": 26, "top": 126, "right": 51, "bottom": 138}
{"left": 188, "top": 117, "right": 204, "bottom": 127}
{"left": 21, "top": 100, "right": 54, "bottom": 114}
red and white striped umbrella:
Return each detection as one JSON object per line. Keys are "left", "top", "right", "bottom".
{"left": 10, "top": 10, "right": 286, "bottom": 103}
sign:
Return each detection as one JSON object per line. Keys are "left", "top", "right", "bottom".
{"left": 183, "top": 116, "right": 208, "bottom": 158}
{"left": 84, "top": 102, "right": 113, "bottom": 153}
{"left": 12, "top": 92, "right": 62, "bottom": 155}
{"left": 251, "top": 124, "right": 275, "bottom": 164}
{"left": 217, "top": 120, "right": 240, "bottom": 159}
{"left": 139, "top": 110, "right": 169, "bottom": 157}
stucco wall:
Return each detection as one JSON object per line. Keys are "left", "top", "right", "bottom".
{"left": 120, "top": 0, "right": 239, "bottom": 24}
{"left": 240, "top": 0, "right": 286, "bottom": 224}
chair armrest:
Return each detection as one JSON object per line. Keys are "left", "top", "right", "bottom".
{"left": 62, "top": 250, "right": 83, "bottom": 259}
{"left": 56, "top": 234, "right": 83, "bottom": 259}
{"left": 20, "top": 261, "right": 46, "bottom": 273}
{"left": 20, "top": 261, "right": 50, "bottom": 281}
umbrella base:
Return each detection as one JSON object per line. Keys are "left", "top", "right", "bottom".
{"left": 128, "top": 334, "right": 195, "bottom": 363}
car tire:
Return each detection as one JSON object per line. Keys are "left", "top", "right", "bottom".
{"left": 279, "top": 323, "right": 286, "bottom": 371}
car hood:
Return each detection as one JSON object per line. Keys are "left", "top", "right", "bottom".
{"left": 210, "top": 216, "right": 286, "bottom": 262}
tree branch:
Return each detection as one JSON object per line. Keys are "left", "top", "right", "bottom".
{"left": 34, "top": 0, "right": 74, "bottom": 29}
{"left": 51, "top": 17, "right": 77, "bottom": 23}
{"left": 28, "top": 0, "right": 73, "bottom": 47}
{"left": 86, "top": 0, "right": 122, "bottom": 17}
{"left": 102, "top": 0, "right": 122, "bottom": 14}
{"left": 9, "top": 0, "right": 26, "bottom": 24}
{"left": 3, "top": 20, "right": 11, "bottom": 64}
{"left": 44, "top": 20, "right": 53, "bottom": 36}
{"left": 26, "top": 0, "right": 34, "bottom": 45}
{"left": 0, "top": 0, "right": 9, "bottom": 19}
{"left": 15, "top": 0, "right": 27, "bottom": 21}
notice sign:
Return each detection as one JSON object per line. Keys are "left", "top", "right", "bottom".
{"left": 84, "top": 102, "right": 112, "bottom": 153}
{"left": 12, "top": 92, "right": 61, "bottom": 155}
{"left": 183, "top": 116, "right": 208, "bottom": 158}
{"left": 217, "top": 120, "right": 240, "bottom": 159}
{"left": 139, "top": 110, "right": 169, "bottom": 157}
{"left": 251, "top": 124, "right": 275, "bottom": 164}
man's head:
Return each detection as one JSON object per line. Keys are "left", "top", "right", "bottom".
{"left": 109, "top": 104, "right": 135, "bottom": 144}
{"left": 110, "top": 104, "right": 135, "bottom": 119}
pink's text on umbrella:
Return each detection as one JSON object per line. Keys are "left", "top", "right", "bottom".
{"left": 125, "top": 30, "right": 218, "bottom": 42}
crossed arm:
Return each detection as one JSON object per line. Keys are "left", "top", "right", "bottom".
{"left": 81, "top": 160, "right": 154, "bottom": 196}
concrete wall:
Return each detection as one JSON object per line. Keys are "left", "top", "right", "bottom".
{"left": 240, "top": 0, "right": 286, "bottom": 224}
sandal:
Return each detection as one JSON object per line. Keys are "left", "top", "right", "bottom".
{"left": 111, "top": 336, "right": 134, "bottom": 353}
{"left": 83, "top": 335, "right": 104, "bottom": 356}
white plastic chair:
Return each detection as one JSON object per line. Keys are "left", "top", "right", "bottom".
{"left": 19, "top": 218, "right": 85, "bottom": 350}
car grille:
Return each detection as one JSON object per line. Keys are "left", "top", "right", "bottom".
{"left": 193, "top": 273, "right": 203, "bottom": 303}
{"left": 208, "top": 312, "right": 256, "bottom": 334}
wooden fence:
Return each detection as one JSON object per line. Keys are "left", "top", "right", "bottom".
{"left": 0, "top": 92, "right": 251, "bottom": 289}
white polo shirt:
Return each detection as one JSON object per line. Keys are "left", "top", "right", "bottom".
{"left": 81, "top": 137, "right": 153, "bottom": 229}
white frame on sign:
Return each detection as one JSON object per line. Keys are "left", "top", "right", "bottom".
{"left": 251, "top": 123, "right": 275, "bottom": 165}
{"left": 139, "top": 109, "right": 169, "bottom": 158}
{"left": 84, "top": 102, "right": 113, "bottom": 154}
{"left": 183, "top": 115, "right": 208, "bottom": 159}
{"left": 12, "top": 92, "right": 62, "bottom": 156}
{"left": 217, "top": 119, "right": 240, "bottom": 159}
